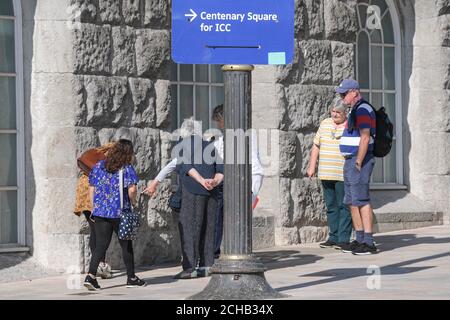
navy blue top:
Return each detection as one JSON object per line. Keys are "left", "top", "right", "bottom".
{"left": 176, "top": 135, "right": 224, "bottom": 196}
{"left": 340, "top": 99, "right": 376, "bottom": 159}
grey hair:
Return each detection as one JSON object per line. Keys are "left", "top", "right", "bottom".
{"left": 329, "top": 97, "right": 348, "bottom": 114}
{"left": 179, "top": 117, "right": 203, "bottom": 138}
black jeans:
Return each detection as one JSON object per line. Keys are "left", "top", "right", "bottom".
{"left": 88, "top": 216, "right": 135, "bottom": 278}
{"left": 178, "top": 190, "right": 217, "bottom": 271}
{"left": 83, "top": 211, "right": 106, "bottom": 263}
{"left": 213, "top": 185, "right": 224, "bottom": 255}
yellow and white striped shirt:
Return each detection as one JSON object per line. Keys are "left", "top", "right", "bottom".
{"left": 313, "top": 118, "right": 346, "bottom": 181}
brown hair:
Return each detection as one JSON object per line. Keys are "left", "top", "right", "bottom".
{"left": 96, "top": 142, "right": 116, "bottom": 155}
{"left": 104, "top": 139, "right": 134, "bottom": 173}
{"left": 212, "top": 104, "right": 224, "bottom": 121}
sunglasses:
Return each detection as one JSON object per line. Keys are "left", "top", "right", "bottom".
{"left": 339, "top": 90, "right": 355, "bottom": 99}
{"left": 331, "top": 128, "right": 342, "bottom": 140}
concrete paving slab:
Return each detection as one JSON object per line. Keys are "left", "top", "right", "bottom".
{"left": 0, "top": 225, "right": 449, "bottom": 300}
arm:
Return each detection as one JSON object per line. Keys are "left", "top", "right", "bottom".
{"left": 356, "top": 129, "right": 371, "bottom": 170}
{"left": 88, "top": 186, "right": 95, "bottom": 209}
{"left": 213, "top": 173, "right": 224, "bottom": 186}
{"left": 155, "top": 158, "right": 177, "bottom": 182}
{"left": 307, "top": 144, "right": 320, "bottom": 178}
{"left": 128, "top": 185, "right": 137, "bottom": 207}
{"left": 187, "top": 168, "right": 213, "bottom": 190}
{"left": 251, "top": 133, "right": 264, "bottom": 176}
{"left": 144, "top": 158, "right": 177, "bottom": 197}
{"left": 252, "top": 174, "right": 264, "bottom": 196}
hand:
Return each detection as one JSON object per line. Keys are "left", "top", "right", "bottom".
{"left": 199, "top": 178, "right": 215, "bottom": 191}
{"left": 204, "top": 179, "right": 217, "bottom": 190}
{"left": 143, "top": 180, "right": 159, "bottom": 198}
{"left": 355, "top": 160, "right": 362, "bottom": 172}
{"left": 307, "top": 166, "right": 315, "bottom": 178}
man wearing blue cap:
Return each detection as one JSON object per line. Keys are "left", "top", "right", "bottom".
{"left": 336, "top": 79, "right": 378, "bottom": 255}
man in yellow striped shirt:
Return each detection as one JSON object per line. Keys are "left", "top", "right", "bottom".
{"left": 307, "top": 98, "right": 352, "bottom": 249}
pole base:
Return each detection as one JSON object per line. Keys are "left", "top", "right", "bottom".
{"left": 188, "top": 257, "right": 287, "bottom": 300}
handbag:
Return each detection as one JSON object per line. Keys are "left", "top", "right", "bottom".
{"left": 118, "top": 169, "right": 141, "bottom": 241}
{"left": 77, "top": 148, "right": 106, "bottom": 175}
{"left": 169, "top": 185, "right": 182, "bottom": 212}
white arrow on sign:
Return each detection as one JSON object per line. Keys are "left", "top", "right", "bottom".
{"left": 185, "top": 9, "right": 198, "bottom": 22}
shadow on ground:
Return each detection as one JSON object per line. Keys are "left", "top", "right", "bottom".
{"left": 275, "top": 251, "right": 450, "bottom": 292}
{"left": 256, "top": 250, "right": 323, "bottom": 270}
{"left": 0, "top": 253, "right": 30, "bottom": 271}
{"left": 374, "top": 233, "right": 450, "bottom": 253}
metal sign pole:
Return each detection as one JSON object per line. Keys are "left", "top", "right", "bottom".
{"left": 189, "top": 65, "right": 284, "bottom": 300}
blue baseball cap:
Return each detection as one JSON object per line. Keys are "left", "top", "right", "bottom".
{"left": 335, "top": 79, "right": 360, "bottom": 94}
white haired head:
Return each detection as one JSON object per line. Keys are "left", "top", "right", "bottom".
{"left": 179, "top": 117, "right": 203, "bottom": 138}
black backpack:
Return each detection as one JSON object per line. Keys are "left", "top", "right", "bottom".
{"left": 354, "top": 100, "right": 394, "bottom": 158}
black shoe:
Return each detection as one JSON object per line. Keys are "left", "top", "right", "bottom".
{"left": 174, "top": 270, "right": 198, "bottom": 279}
{"left": 84, "top": 275, "right": 101, "bottom": 291}
{"left": 319, "top": 240, "right": 337, "bottom": 248}
{"left": 127, "top": 276, "right": 147, "bottom": 288}
{"left": 197, "top": 267, "right": 211, "bottom": 278}
{"left": 352, "top": 243, "right": 378, "bottom": 255}
{"left": 341, "top": 240, "right": 361, "bottom": 253}
{"left": 334, "top": 243, "right": 348, "bottom": 250}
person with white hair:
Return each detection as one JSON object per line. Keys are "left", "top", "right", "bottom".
{"left": 145, "top": 117, "right": 223, "bottom": 279}
{"left": 144, "top": 106, "right": 265, "bottom": 261}
{"left": 307, "top": 97, "right": 352, "bottom": 251}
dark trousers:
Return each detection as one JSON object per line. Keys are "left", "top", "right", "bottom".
{"left": 88, "top": 216, "right": 135, "bottom": 278}
{"left": 178, "top": 190, "right": 217, "bottom": 271}
{"left": 214, "top": 185, "right": 224, "bottom": 255}
{"left": 83, "top": 211, "right": 105, "bottom": 263}
{"left": 321, "top": 180, "right": 352, "bottom": 243}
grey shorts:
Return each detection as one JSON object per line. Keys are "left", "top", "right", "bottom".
{"left": 343, "top": 156, "right": 375, "bottom": 207}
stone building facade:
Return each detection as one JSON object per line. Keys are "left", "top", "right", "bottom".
{"left": 0, "top": 0, "right": 449, "bottom": 273}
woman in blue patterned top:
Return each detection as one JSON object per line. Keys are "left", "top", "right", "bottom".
{"left": 84, "top": 139, "right": 146, "bottom": 290}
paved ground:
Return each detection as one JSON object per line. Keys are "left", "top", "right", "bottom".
{"left": 1, "top": 225, "right": 450, "bottom": 300}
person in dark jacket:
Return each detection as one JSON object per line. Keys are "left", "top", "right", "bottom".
{"left": 173, "top": 117, "right": 224, "bottom": 279}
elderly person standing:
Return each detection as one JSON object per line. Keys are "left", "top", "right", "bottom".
{"left": 169, "top": 117, "right": 223, "bottom": 279}
{"left": 337, "top": 79, "right": 377, "bottom": 255}
{"left": 307, "top": 97, "right": 352, "bottom": 249}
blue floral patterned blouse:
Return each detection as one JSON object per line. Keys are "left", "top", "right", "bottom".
{"left": 89, "top": 160, "right": 139, "bottom": 219}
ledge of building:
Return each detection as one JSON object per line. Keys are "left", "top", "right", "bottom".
{"left": 0, "top": 244, "right": 30, "bottom": 254}
{"left": 252, "top": 209, "right": 276, "bottom": 250}
{"left": 372, "top": 190, "right": 443, "bottom": 233}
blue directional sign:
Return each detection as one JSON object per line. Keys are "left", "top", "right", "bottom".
{"left": 172, "top": 0, "right": 295, "bottom": 65}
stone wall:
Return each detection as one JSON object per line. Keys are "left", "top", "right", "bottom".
{"left": 406, "top": 0, "right": 450, "bottom": 223}
{"left": 23, "top": 0, "right": 179, "bottom": 272}
{"left": 69, "top": 0, "right": 180, "bottom": 271}
{"left": 257, "top": 0, "right": 358, "bottom": 245}
{"left": 24, "top": 0, "right": 83, "bottom": 272}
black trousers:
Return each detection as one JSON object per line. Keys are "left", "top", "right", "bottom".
{"left": 83, "top": 211, "right": 105, "bottom": 263}
{"left": 178, "top": 190, "right": 217, "bottom": 271}
{"left": 88, "top": 216, "right": 135, "bottom": 278}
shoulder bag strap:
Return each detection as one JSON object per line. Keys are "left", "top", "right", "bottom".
{"left": 119, "top": 168, "right": 124, "bottom": 210}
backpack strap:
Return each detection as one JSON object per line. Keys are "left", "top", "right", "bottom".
{"left": 351, "top": 99, "right": 376, "bottom": 138}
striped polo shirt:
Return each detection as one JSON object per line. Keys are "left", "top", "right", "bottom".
{"left": 339, "top": 99, "right": 376, "bottom": 158}
{"left": 313, "top": 118, "right": 346, "bottom": 181}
